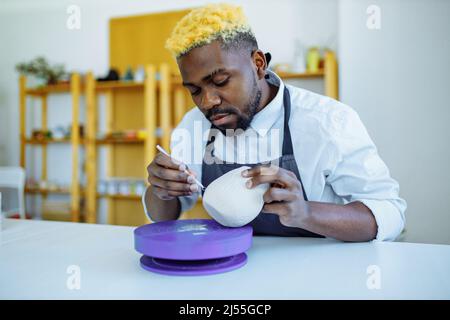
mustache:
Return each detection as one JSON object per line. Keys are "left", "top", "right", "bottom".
{"left": 206, "top": 107, "right": 238, "bottom": 120}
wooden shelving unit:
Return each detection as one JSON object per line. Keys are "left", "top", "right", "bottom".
{"left": 20, "top": 73, "right": 83, "bottom": 222}
{"left": 83, "top": 66, "right": 164, "bottom": 226}
{"left": 19, "top": 72, "right": 156, "bottom": 224}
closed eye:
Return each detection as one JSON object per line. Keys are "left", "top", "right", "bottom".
{"left": 214, "top": 78, "right": 229, "bottom": 87}
{"left": 189, "top": 78, "right": 229, "bottom": 96}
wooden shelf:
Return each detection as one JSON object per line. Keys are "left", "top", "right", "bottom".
{"left": 95, "top": 81, "right": 144, "bottom": 91}
{"left": 95, "top": 138, "right": 145, "bottom": 145}
{"left": 25, "top": 82, "right": 72, "bottom": 96}
{"left": 25, "top": 138, "right": 85, "bottom": 145}
{"left": 20, "top": 73, "right": 83, "bottom": 222}
{"left": 24, "top": 137, "right": 145, "bottom": 145}
{"left": 97, "top": 193, "right": 142, "bottom": 200}
{"left": 276, "top": 70, "right": 325, "bottom": 79}
{"left": 25, "top": 188, "right": 141, "bottom": 200}
{"left": 25, "top": 187, "right": 72, "bottom": 195}
{"left": 24, "top": 80, "right": 150, "bottom": 96}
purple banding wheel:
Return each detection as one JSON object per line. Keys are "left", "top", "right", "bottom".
{"left": 140, "top": 253, "right": 248, "bottom": 276}
{"left": 134, "top": 219, "right": 253, "bottom": 260}
{"left": 134, "top": 219, "right": 253, "bottom": 276}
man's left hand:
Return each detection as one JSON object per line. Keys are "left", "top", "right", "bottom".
{"left": 242, "top": 165, "right": 311, "bottom": 228}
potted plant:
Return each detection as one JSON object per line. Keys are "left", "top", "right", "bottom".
{"left": 15, "top": 56, "right": 67, "bottom": 86}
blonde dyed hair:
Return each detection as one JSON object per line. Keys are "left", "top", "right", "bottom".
{"left": 165, "top": 3, "right": 257, "bottom": 58}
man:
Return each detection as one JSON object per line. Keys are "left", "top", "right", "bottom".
{"left": 143, "top": 4, "right": 406, "bottom": 242}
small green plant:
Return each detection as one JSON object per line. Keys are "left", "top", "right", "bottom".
{"left": 15, "top": 56, "right": 67, "bottom": 85}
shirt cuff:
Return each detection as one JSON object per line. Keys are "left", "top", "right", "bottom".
{"left": 141, "top": 186, "right": 200, "bottom": 222}
{"left": 358, "top": 199, "right": 405, "bottom": 241}
{"left": 178, "top": 192, "right": 200, "bottom": 213}
{"left": 142, "top": 187, "right": 155, "bottom": 222}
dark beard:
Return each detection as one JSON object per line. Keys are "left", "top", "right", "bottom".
{"left": 207, "top": 78, "right": 262, "bottom": 135}
{"left": 236, "top": 87, "right": 261, "bottom": 131}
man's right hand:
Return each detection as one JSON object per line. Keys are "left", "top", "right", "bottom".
{"left": 146, "top": 152, "right": 199, "bottom": 201}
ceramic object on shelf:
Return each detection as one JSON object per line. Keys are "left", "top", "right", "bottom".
{"left": 306, "top": 47, "right": 321, "bottom": 73}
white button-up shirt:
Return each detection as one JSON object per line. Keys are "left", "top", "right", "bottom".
{"left": 143, "top": 71, "right": 406, "bottom": 241}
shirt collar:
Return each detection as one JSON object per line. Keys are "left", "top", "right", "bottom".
{"left": 250, "top": 70, "right": 285, "bottom": 137}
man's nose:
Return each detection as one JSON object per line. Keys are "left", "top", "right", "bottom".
{"left": 201, "top": 88, "right": 221, "bottom": 111}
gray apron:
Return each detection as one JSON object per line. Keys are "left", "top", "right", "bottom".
{"left": 201, "top": 87, "right": 324, "bottom": 237}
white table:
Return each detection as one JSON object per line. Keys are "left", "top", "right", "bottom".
{"left": 1, "top": 218, "right": 449, "bottom": 299}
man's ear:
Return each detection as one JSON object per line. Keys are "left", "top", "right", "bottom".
{"left": 251, "top": 49, "right": 267, "bottom": 80}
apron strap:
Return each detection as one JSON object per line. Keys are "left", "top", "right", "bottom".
{"left": 282, "top": 87, "right": 294, "bottom": 156}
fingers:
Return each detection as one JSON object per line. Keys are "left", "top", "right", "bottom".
{"left": 147, "top": 153, "right": 200, "bottom": 200}
{"left": 242, "top": 165, "right": 298, "bottom": 189}
{"left": 154, "top": 152, "right": 186, "bottom": 171}
{"left": 263, "top": 187, "right": 297, "bottom": 203}
{"left": 148, "top": 156, "right": 197, "bottom": 183}
{"left": 151, "top": 185, "right": 193, "bottom": 200}
{"left": 262, "top": 202, "right": 288, "bottom": 216}
{"left": 186, "top": 168, "right": 197, "bottom": 178}
{"left": 150, "top": 164, "right": 189, "bottom": 182}
{"left": 242, "top": 165, "right": 276, "bottom": 178}
{"left": 149, "top": 175, "right": 198, "bottom": 192}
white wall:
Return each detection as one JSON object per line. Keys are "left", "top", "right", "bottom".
{"left": 339, "top": 0, "right": 450, "bottom": 244}
{"left": 0, "top": 0, "right": 337, "bottom": 219}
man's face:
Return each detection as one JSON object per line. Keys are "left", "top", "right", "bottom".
{"left": 178, "top": 41, "right": 262, "bottom": 133}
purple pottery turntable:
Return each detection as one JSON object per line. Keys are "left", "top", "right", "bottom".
{"left": 134, "top": 219, "right": 253, "bottom": 276}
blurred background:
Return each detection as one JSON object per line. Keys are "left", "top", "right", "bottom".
{"left": 0, "top": 0, "right": 449, "bottom": 244}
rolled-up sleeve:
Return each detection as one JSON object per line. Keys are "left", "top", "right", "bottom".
{"left": 142, "top": 187, "right": 154, "bottom": 222}
{"left": 142, "top": 185, "right": 198, "bottom": 222}
{"left": 325, "top": 105, "right": 407, "bottom": 241}
{"left": 169, "top": 115, "right": 202, "bottom": 214}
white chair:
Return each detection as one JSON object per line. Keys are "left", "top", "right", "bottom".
{"left": 0, "top": 167, "right": 26, "bottom": 219}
